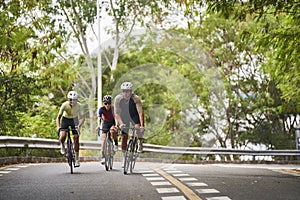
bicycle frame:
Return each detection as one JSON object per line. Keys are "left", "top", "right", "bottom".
{"left": 98, "top": 128, "right": 115, "bottom": 171}
{"left": 60, "top": 126, "right": 78, "bottom": 174}
{"left": 123, "top": 127, "right": 140, "bottom": 175}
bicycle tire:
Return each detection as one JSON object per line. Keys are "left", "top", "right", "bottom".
{"left": 123, "top": 139, "right": 132, "bottom": 175}
{"left": 104, "top": 137, "right": 110, "bottom": 171}
{"left": 67, "top": 139, "right": 73, "bottom": 174}
{"left": 108, "top": 137, "right": 114, "bottom": 170}
{"left": 130, "top": 137, "right": 138, "bottom": 173}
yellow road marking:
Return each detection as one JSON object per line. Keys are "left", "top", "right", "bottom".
{"left": 154, "top": 168, "right": 202, "bottom": 200}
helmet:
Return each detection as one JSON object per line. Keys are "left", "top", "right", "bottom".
{"left": 103, "top": 95, "right": 112, "bottom": 104}
{"left": 121, "top": 82, "right": 133, "bottom": 90}
{"left": 67, "top": 91, "right": 78, "bottom": 100}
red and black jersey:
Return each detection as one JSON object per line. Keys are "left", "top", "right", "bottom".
{"left": 98, "top": 106, "right": 115, "bottom": 123}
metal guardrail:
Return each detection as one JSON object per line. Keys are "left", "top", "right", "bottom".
{"left": 1, "top": 136, "right": 300, "bottom": 160}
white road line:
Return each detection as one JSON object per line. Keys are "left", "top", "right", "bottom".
{"left": 138, "top": 170, "right": 155, "bottom": 173}
{"left": 157, "top": 187, "right": 180, "bottom": 194}
{"left": 196, "top": 189, "right": 220, "bottom": 194}
{"left": 146, "top": 177, "right": 165, "bottom": 181}
{"left": 5, "top": 168, "right": 20, "bottom": 171}
{"left": 151, "top": 181, "right": 172, "bottom": 186}
{"left": 179, "top": 177, "right": 198, "bottom": 181}
{"left": 161, "top": 196, "right": 187, "bottom": 200}
{"left": 15, "top": 165, "right": 29, "bottom": 168}
{"left": 165, "top": 170, "right": 183, "bottom": 173}
{"left": 185, "top": 182, "right": 208, "bottom": 187}
{"left": 173, "top": 174, "right": 189, "bottom": 177}
{"left": 0, "top": 171, "right": 11, "bottom": 174}
{"left": 206, "top": 196, "right": 232, "bottom": 200}
{"left": 143, "top": 173, "right": 160, "bottom": 177}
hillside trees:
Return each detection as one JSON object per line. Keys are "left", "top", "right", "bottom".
{"left": 0, "top": 0, "right": 75, "bottom": 136}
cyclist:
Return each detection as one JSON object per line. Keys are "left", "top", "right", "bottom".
{"left": 114, "top": 82, "right": 145, "bottom": 166}
{"left": 97, "top": 95, "right": 118, "bottom": 164}
{"left": 56, "top": 91, "right": 85, "bottom": 167}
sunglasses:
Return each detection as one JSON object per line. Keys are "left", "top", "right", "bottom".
{"left": 68, "top": 99, "right": 77, "bottom": 102}
{"left": 122, "top": 90, "right": 132, "bottom": 93}
{"left": 104, "top": 102, "right": 111, "bottom": 105}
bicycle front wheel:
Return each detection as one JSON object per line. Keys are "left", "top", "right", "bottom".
{"left": 104, "top": 137, "right": 110, "bottom": 171}
{"left": 123, "top": 139, "right": 133, "bottom": 175}
{"left": 130, "top": 138, "right": 138, "bottom": 173}
{"left": 67, "top": 139, "right": 74, "bottom": 174}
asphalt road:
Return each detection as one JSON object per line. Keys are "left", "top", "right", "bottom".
{"left": 0, "top": 161, "right": 299, "bottom": 200}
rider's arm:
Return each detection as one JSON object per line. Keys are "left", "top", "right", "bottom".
{"left": 98, "top": 107, "right": 103, "bottom": 127}
{"left": 56, "top": 114, "right": 62, "bottom": 131}
{"left": 113, "top": 95, "right": 124, "bottom": 126}
{"left": 133, "top": 95, "right": 144, "bottom": 127}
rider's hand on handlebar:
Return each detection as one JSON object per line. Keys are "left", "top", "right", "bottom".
{"left": 139, "top": 126, "right": 145, "bottom": 132}
{"left": 119, "top": 124, "right": 126, "bottom": 130}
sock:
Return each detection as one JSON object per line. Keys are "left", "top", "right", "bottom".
{"left": 75, "top": 152, "right": 79, "bottom": 160}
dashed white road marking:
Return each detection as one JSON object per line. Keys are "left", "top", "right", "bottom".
{"left": 146, "top": 177, "right": 165, "bottom": 181}
{"left": 179, "top": 177, "right": 198, "bottom": 181}
{"left": 0, "top": 171, "right": 11, "bottom": 174}
{"left": 185, "top": 182, "right": 208, "bottom": 187}
{"left": 151, "top": 181, "right": 172, "bottom": 186}
{"left": 166, "top": 170, "right": 183, "bottom": 173}
{"left": 143, "top": 173, "right": 160, "bottom": 177}
{"left": 173, "top": 174, "right": 189, "bottom": 177}
{"left": 196, "top": 189, "right": 220, "bottom": 194}
{"left": 206, "top": 196, "right": 232, "bottom": 200}
{"left": 157, "top": 187, "right": 180, "bottom": 194}
{"left": 161, "top": 196, "right": 187, "bottom": 200}
{"left": 5, "top": 168, "right": 20, "bottom": 171}
{"left": 138, "top": 170, "right": 155, "bottom": 173}
{"left": 15, "top": 165, "right": 28, "bottom": 168}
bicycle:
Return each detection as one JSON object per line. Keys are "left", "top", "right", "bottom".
{"left": 59, "top": 126, "right": 79, "bottom": 174}
{"left": 123, "top": 127, "right": 143, "bottom": 175}
{"left": 97, "top": 128, "right": 115, "bottom": 171}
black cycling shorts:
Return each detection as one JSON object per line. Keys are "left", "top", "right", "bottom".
{"left": 61, "top": 117, "right": 79, "bottom": 135}
{"left": 102, "top": 121, "right": 115, "bottom": 133}
{"left": 121, "top": 114, "right": 140, "bottom": 134}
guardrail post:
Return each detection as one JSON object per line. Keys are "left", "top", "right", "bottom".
{"left": 295, "top": 124, "right": 300, "bottom": 150}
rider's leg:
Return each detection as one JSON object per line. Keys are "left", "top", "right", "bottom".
{"left": 101, "top": 133, "right": 107, "bottom": 164}
{"left": 59, "top": 131, "right": 67, "bottom": 154}
{"left": 121, "top": 132, "right": 128, "bottom": 166}
{"left": 135, "top": 124, "right": 144, "bottom": 152}
{"left": 110, "top": 126, "right": 118, "bottom": 151}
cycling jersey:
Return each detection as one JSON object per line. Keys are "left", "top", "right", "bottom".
{"left": 58, "top": 101, "right": 84, "bottom": 119}
{"left": 114, "top": 93, "right": 142, "bottom": 125}
{"left": 98, "top": 106, "right": 115, "bottom": 122}
{"left": 98, "top": 106, "right": 115, "bottom": 133}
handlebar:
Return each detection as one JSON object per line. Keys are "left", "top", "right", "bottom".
{"left": 58, "top": 126, "right": 80, "bottom": 135}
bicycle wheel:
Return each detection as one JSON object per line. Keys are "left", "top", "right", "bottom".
{"left": 108, "top": 138, "right": 114, "bottom": 170}
{"left": 123, "top": 139, "right": 133, "bottom": 175}
{"left": 104, "top": 137, "right": 110, "bottom": 171}
{"left": 67, "top": 139, "right": 73, "bottom": 174}
{"left": 130, "top": 138, "right": 138, "bottom": 173}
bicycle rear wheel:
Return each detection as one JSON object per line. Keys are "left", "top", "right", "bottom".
{"left": 123, "top": 139, "right": 133, "bottom": 175}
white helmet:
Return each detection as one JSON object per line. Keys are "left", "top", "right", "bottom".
{"left": 67, "top": 91, "right": 78, "bottom": 100}
{"left": 121, "top": 82, "right": 133, "bottom": 90}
